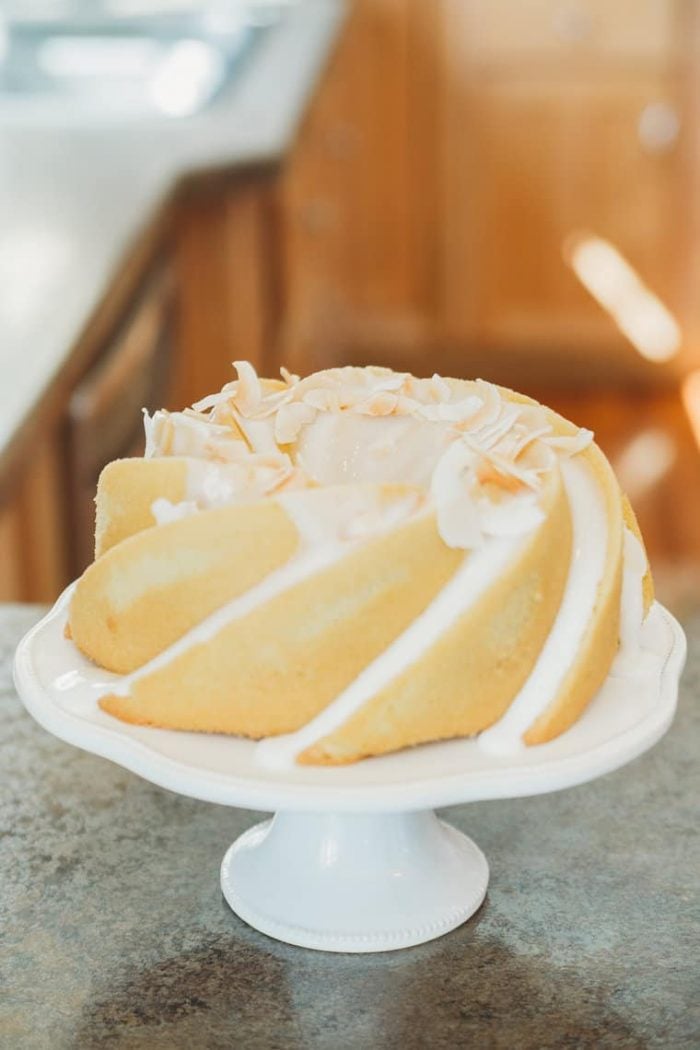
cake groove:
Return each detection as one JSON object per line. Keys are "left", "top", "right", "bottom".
{"left": 68, "top": 363, "right": 653, "bottom": 764}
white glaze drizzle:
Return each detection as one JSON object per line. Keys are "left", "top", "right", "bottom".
{"left": 608, "top": 528, "right": 650, "bottom": 678}
{"left": 477, "top": 458, "right": 608, "bottom": 755}
{"left": 254, "top": 530, "right": 529, "bottom": 770}
{"left": 618, "top": 528, "right": 647, "bottom": 652}
{"left": 151, "top": 498, "right": 198, "bottom": 526}
{"left": 104, "top": 542, "right": 348, "bottom": 701}
{"left": 95, "top": 488, "right": 426, "bottom": 703}
{"left": 256, "top": 459, "right": 648, "bottom": 767}
{"left": 83, "top": 365, "right": 632, "bottom": 761}
{"left": 185, "top": 460, "right": 239, "bottom": 506}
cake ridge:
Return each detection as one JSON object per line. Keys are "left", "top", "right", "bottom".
{"left": 67, "top": 362, "right": 653, "bottom": 765}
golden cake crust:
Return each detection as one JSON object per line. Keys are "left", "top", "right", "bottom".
{"left": 67, "top": 365, "right": 653, "bottom": 764}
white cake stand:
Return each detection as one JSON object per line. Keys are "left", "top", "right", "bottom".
{"left": 14, "top": 590, "right": 685, "bottom": 954}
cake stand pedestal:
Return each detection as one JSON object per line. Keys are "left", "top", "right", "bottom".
{"left": 221, "top": 810, "right": 488, "bottom": 952}
{"left": 14, "top": 591, "right": 685, "bottom": 954}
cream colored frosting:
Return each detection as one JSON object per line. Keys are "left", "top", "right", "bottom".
{"left": 80, "top": 362, "right": 640, "bottom": 765}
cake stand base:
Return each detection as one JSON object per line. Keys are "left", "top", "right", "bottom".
{"left": 15, "top": 593, "right": 684, "bottom": 956}
{"left": 220, "top": 810, "right": 488, "bottom": 953}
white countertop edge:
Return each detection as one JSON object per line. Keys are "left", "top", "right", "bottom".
{"left": 0, "top": 0, "right": 346, "bottom": 471}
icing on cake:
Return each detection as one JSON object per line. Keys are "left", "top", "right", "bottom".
{"left": 67, "top": 362, "right": 653, "bottom": 764}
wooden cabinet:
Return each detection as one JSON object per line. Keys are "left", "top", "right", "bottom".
{"left": 0, "top": 164, "right": 285, "bottom": 603}
{"left": 0, "top": 434, "right": 68, "bottom": 603}
{"left": 0, "top": 259, "right": 176, "bottom": 600}
{"left": 173, "top": 171, "right": 282, "bottom": 403}
{"left": 279, "top": 0, "right": 698, "bottom": 386}
{"left": 439, "top": 0, "right": 693, "bottom": 382}
{"left": 446, "top": 0, "right": 679, "bottom": 67}
{"left": 441, "top": 72, "right": 683, "bottom": 357}
{"left": 3, "top": 1, "right": 699, "bottom": 599}
{"left": 278, "top": 0, "right": 440, "bottom": 373}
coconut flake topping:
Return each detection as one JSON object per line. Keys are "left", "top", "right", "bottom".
{"left": 143, "top": 362, "right": 593, "bottom": 548}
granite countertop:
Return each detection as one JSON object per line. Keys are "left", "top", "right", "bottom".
{"left": 0, "top": 0, "right": 343, "bottom": 479}
{"left": 1, "top": 605, "right": 698, "bottom": 1049}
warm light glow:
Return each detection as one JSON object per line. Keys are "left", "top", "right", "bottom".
{"left": 565, "top": 234, "right": 682, "bottom": 363}
{"left": 681, "top": 369, "right": 700, "bottom": 452}
{"left": 613, "top": 428, "right": 676, "bottom": 499}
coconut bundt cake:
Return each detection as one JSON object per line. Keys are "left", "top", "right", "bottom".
{"left": 67, "top": 362, "right": 653, "bottom": 765}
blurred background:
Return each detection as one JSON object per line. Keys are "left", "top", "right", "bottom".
{"left": 1, "top": 0, "right": 699, "bottom": 617}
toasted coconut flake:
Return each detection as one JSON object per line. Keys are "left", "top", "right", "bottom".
{"left": 431, "top": 373, "right": 452, "bottom": 401}
{"left": 357, "top": 392, "right": 401, "bottom": 417}
{"left": 143, "top": 409, "right": 157, "bottom": 458}
{"left": 141, "top": 362, "right": 598, "bottom": 546}
{"left": 245, "top": 388, "right": 296, "bottom": 421}
{"left": 421, "top": 395, "right": 483, "bottom": 424}
{"left": 495, "top": 424, "right": 552, "bottom": 461}
{"left": 280, "top": 366, "right": 300, "bottom": 386}
{"left": 232, "top": 360, "right": 263, "bottom": 415}
{"left": 373, "top": 373, "right": 410, "bottom": 393}
{"left": 545, "top": 428, "right": 594, "bottom": 455}
{"left": 431, "top": 436, "right": 547, "bottom": 549}
{"left": 274, "top": 401, "right": 317, "bottom": 443}
{"left": 475, "top": 461, "right": 526, "bottom": 493}
{"left": 430, "top": 441, "right": 480, "bottom": 544}
{"left": 191, "top": 390, "right": 233, "bottom": 413}
{"left": 303, "top": 388, "right": 343, "bottom": 413}
{"left": 159, "top": 414, "right": 175, "bottom": 456}
{"left": 470, "top": 402, "right": 523, "bottom": 450}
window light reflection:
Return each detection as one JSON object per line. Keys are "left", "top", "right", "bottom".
{"left": 565, "top": 233, "right": 681, "bottom": 363}
{"left": 149, "top": 40, "right": 225, "bottom": 118}
{"left": 0, "top": 229, "right": 71, "bottom": 327}
{"left": 613, "top": 428, "right": 676, "bottom": 500}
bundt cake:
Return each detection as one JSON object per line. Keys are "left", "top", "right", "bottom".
{"left": 67, "top": 362, "right": 653, "bottom": 765}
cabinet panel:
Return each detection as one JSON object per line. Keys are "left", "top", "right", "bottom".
{"left": 174, "top": 176, "right": 281, "bottom": 403}
{"left": 0, "top": 430, "right": 70, "bottom": 604}
{"left": 0, "top": 498, "right": 24, "bottom": 601}
{"left": 279, "top": 0, "right": 440, "bottom": 373}
{"left": 277, "top": 0, "right": 696, "bottom": 386}
{"left": 19, "top": 437, "right": 70, "bottom": 602}
{"left": 440, "top": 69, "right": 684, "bottom": 364}
{"left": 448, "top": 0, "right": 679, "bottom": 67}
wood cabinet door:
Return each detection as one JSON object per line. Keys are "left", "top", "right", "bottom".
{"left": 174, "top": 175, "right": 282, "bottom": 404}
{"left": 0, "top": 433, "right": 70, "bottom": 603}
{"left": 440, "top": 70, "right": 685, "bottom": 371}
{"left": 279, "top": 0, "right": 441, "bottom": 374}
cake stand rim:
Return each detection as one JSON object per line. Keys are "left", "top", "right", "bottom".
{"left": 13, "top": 594, "right": 686, "bottom": 814}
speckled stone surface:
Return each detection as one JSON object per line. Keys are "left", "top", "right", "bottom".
{"left": 1, "top": 605, "right": 698, "bottom": 1050}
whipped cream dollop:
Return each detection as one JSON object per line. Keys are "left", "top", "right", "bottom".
{"left": 142, "top": 362, "right": 594, "bottom": 549}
